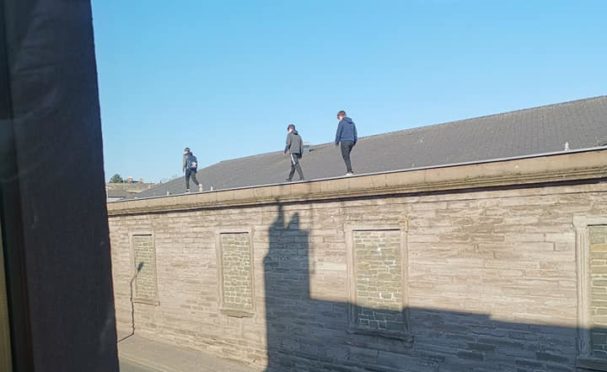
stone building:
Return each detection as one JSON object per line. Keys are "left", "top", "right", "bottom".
{"left": 106, "top": 181, "right": 155, "bottom": 202}
{"left": 109, "top": 97, "right": 607, "bottom": 371}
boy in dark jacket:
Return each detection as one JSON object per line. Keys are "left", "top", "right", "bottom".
{"left": 335, "top": 110, "right": 357, "bottom": 175}
{"left": 182, "top": 147, "right": 202, "bottom": 192}
{"left": 284, "top": 124, "right": 304, "bottom": 182}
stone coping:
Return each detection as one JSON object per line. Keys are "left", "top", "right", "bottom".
{"left": 107, "top": 149, "right": 607, "bottom": 216}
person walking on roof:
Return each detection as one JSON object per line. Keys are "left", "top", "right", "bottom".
{"left": 335, "top": 110, "right": 357, "bottom": 175}
{"left": 182, "top": 147, "right": 202, "bottom": 192}
{"left": 284, "top": 124, "right": 305, "bottom": 182}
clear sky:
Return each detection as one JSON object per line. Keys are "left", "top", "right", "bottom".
{"left": 92, "top": 0, "right": 607, "bottom": 183}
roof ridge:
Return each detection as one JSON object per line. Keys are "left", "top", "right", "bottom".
{"left": 359, "top": 95, "right": 607, "bottom": 141}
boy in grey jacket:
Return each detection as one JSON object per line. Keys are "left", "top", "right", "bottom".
{"left": 284, "top": 124, "right": 304, "bottom": 182}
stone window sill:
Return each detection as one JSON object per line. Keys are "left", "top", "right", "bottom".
{"left": 220, "top": 308, "right": 254, "bottom": 318}
{"left": 577, "top": 357, "right": 607, "bottom": 371}
{"left": 133, "top": 298, "right": 159, "bottom": 306}
{"left": 347, "top": 327, "right": 414, "bottom": 345}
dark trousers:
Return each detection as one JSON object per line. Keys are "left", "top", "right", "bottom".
{"left": 185, "top": 169, "right": 200, "bottom": 189}
{"left": 340, "top": 140, "right": 355, "bottom": 173}
{"left": 288, "top": 153, "right": 304, "bottom": 180}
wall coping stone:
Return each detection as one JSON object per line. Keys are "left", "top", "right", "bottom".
{"left": 107, "top": 148, "right": 607, "bottom": 217}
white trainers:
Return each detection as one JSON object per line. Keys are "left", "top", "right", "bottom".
{"left": 346, "top": 172, "right": 354, "bottom": 176}
{"left": 185, "top": 189, "right": 191, "bottom": 193}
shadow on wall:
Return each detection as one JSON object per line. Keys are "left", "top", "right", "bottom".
{"left": 263, "top": 204, "right": 601, "bottom": 371}
{"left": 118, "top": 261, "right": 144, "bottom": 343}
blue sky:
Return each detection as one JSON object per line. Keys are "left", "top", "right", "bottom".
{"left": 92, "top": 0, "right": 607, "bottom": 183}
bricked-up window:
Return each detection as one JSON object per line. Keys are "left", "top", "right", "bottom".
{"left": 590, "top": 226, "right": 607, "bottom": 357}
{"left": 351, "top": 229, "right": 407, "bottom": 334}
{"left": 576, "top": 218, "right": 607, "bottom": 369}
{"left": 219, "top": 232, "right": 254, "bottom": 315}
{"left": 132, "top": 234, "right": 159, "bottom": 304}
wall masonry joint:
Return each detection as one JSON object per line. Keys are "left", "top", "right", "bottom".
{"left": 346, "top": 327, "right": 415, "bottom": 345}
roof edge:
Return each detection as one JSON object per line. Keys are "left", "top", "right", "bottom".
{"left": 108, "top": 148, "right": 607, "bottom": 216}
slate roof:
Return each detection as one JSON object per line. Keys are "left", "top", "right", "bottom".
{"left": 133, "top": 96, "right": 607, "bottom": 199}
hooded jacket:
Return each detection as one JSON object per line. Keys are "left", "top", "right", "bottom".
{"left": 335, "top": 117, "right": 358, "bottom": 145}
{"left": 183, "top": 152, "right": 198, "bottom": 172}
{"left": 285, "top": 130, "right": 303, "bottom": 155}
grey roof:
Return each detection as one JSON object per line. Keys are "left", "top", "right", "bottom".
{"left": 134, "top": 96, "right": 607, "bottom": 199}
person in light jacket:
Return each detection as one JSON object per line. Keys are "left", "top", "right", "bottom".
{"left": 182, "top": 147, "right": 202, "bottom": 192}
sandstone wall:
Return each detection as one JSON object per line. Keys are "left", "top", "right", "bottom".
{"left": 108, "top": 150, "right": 607, "bottom": 371}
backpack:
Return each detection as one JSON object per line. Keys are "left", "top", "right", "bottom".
{"left": 189, "top": 155, "right": 198, "bottom": 170}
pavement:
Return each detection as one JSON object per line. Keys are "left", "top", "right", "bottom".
{"left": 118, "top": 334, "right": 258, "bottom": 372}
{"left": 121, "top": 359, "right": 160, "bottom": 372}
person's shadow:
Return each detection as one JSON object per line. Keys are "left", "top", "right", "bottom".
{"left": 262, "top": 204, "right": 585, "bottom": 371}
{"left": 264, "top": 205, "right": 311, "bottom": 371}
{"left": 263, "top": 205, "right": 414, "bottom": 371}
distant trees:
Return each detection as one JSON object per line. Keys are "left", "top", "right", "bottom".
{"left": 109, "top": 174, "right": 124, "bottom": 183}
{"left": 109, "top": 174, "right": 145, "bottom": 184}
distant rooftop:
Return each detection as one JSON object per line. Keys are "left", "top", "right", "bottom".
{"left": 134, "top": 96, "right": 607, "bottom": 199}
{"left": 106, "top": 182, "right": 155, "bottom": 201}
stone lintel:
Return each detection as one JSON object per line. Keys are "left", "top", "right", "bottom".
{"left": 577, "top": 356, "right": 607, "bottom": 371}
